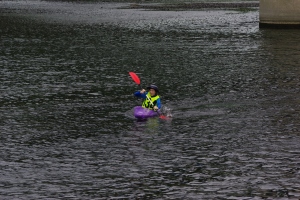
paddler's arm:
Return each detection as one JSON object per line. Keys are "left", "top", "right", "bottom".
{"left": 156, "top": 98, "right": 161, "bottom": 109}
{"left": 134, "top": 90, "right": 147, "bottom": 99}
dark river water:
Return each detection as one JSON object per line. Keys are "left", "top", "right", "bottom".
{"left": 0, "top": 1, "right": 299, "bottom": 199}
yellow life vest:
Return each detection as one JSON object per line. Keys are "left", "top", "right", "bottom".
{"left": 142, "top": 92, "right": 160, "bottom": 110}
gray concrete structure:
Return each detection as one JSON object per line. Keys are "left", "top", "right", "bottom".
{"left": 260, "top": 0, "right": 300, "bottom": 28}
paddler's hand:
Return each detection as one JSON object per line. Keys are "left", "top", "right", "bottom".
{"left": 153, "top": 106, "right": 158, "bottom": 111}
{"left": 140, "top": 89, "right": 146, "bottom": 94}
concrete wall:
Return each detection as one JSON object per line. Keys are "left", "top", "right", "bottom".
{"left": 260, "top": 0, "right": 300, "bottom": 28}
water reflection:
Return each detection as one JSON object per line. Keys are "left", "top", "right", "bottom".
{"left": 132, "top": 118, "right": 160, "bottom": 134}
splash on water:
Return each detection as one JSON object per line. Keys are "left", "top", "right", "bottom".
{"left": 160, "top": 105, "right": 173, "bottom": 118}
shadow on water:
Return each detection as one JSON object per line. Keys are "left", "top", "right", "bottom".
{"left": 0, "top": 1, "right": 299, "bottom": 199}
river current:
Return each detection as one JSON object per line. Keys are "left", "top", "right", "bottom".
{"left": 0, "top": 1, "right": 299, "bottom": 199}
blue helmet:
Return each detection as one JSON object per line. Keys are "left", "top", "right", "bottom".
{"left": 147, "top": 84, "right": 159, "bottom": 93}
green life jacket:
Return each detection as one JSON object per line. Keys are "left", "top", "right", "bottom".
{"left": 142, "top": 92, "right": 160, "bottom": 110}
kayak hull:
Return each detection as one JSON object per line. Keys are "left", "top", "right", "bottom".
{"left": 134, "top": 106, "right": 158, "bottom": 119}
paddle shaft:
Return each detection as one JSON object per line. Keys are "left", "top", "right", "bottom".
{"left": 138, "top": 84, "right": 155, "bottom": 107}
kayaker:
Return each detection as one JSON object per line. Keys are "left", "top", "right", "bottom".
{"left": 134, "top": 84, "right": 161, "bottom": 111}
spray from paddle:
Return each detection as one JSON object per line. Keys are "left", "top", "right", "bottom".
{"left": 161, "top": 106, "right": 173, "bottom": 118}
{"left": 129, "top": 72, "right": 170, "bottom": 120}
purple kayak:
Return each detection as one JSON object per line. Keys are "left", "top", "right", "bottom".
{"left": 134, "top": 106, "right": 158, "bottom": 119}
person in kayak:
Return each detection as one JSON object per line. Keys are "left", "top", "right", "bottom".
{"left": 134, "top": 84, "right": 161, "bottom": 111}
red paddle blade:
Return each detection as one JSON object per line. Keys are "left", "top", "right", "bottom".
{"left": 159, "top": 115, "right": 169, "bottom": 120}
{"left": 129, "top": 72, "right": 140, "bottom": 85}
{"left": 159, "top": 115, "right": 167, "bottom": 119}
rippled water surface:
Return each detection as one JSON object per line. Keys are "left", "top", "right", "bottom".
{"left": 0, "top": 1, "right": 299, "bottom": 199}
